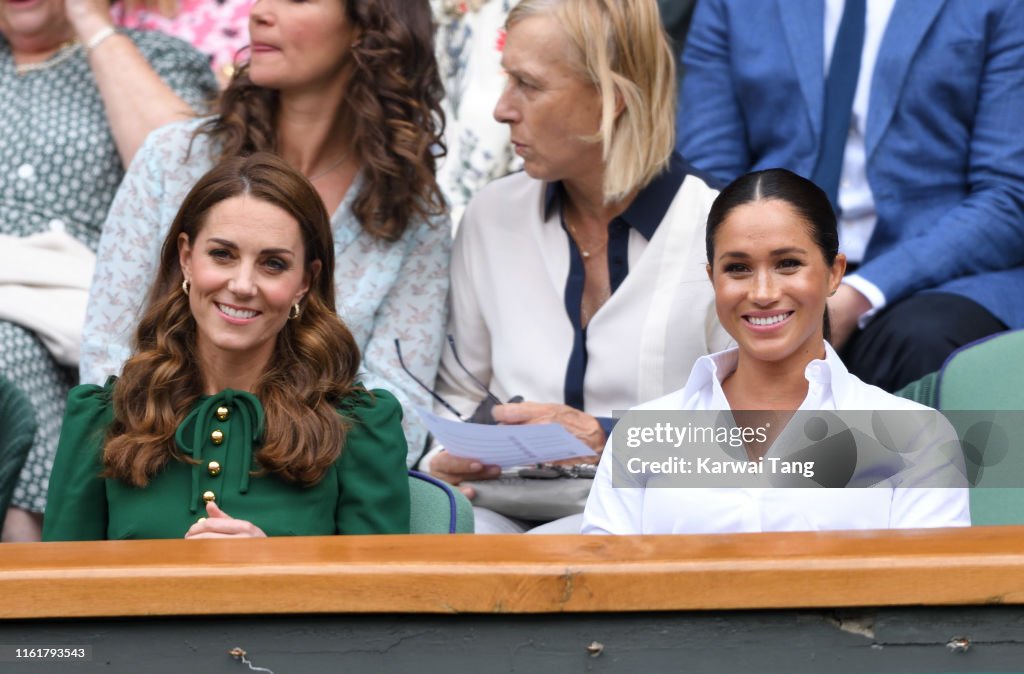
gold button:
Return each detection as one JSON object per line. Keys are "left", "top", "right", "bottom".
{"left": 211, "top": 429, "right": 224, "bottom": 445}
{"left": 203, "top": 490, "right": 216, "bottom": 503}
{"left": 208, "top": 460, "right": 221, "bottom": 477}
{"left": 216, "top": 406, "right": 229, "bottom": 421}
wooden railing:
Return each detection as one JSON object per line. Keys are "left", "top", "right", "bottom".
{"left": 2, "top": 526, "right": 1024, "bottom": 619}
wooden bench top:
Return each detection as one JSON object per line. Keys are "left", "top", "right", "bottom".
{"left": 3, "top": 526, "right": 1023, "bottom": 618}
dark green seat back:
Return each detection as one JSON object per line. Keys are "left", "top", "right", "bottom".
{"left": 0, "top": 376, "right": 36, "bottom": 516}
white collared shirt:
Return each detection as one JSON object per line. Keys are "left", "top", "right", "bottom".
{"left": 420, "top": 167, "right": 732, "bottom": 474}
{"left": 689, "top": 345, "right": 837, "bottom": 413}
{"left": 582, "top": 342, "right": 971, "bottom": 535}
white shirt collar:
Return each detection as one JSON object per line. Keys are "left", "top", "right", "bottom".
{"left": 681, "top": 341, "right": 852, "bottom": 410}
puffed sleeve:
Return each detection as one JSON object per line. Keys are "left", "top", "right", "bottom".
{"left": 335, "top": 388, "right": 411, "bottom": 534}
{"left": 42, "top": 382, "right": 116, "bottom": 541}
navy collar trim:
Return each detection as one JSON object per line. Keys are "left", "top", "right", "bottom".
{"left": 543, "top": 152, "right": 694, "bottom": 240}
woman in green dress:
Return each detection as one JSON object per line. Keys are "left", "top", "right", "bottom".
{"left": 43, "top": 153, "right": 410, "bottom": 540}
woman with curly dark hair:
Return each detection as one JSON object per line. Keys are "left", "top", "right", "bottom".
{"left": 80, "top": 0, "right": 450, "bottom": 469}
{"left": 44, "top": 153, "right": 410, "bottom": 540}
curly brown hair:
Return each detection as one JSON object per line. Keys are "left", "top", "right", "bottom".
{"left": 104, "top": 153, "right": 362, "bottom": 488}
{"left": 197, "top": 0, "right": 446, "bottom": 242}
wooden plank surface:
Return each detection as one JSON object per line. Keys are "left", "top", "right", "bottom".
{"left": 2, "top": 526, "right": 1024, "bottom": 619}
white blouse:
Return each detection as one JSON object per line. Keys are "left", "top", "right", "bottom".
{"left": 428, "top": 169, "right": 730, "bottom": 438}
{"left": 582, "top": 342, "right": 971, "bottom": 534}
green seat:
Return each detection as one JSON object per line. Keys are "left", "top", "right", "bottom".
{"left": 893, "top": 371, "right": 939, "bottom": 409}
{"left": 408, "top": 470, "right": 474, "bottom": 533}
{"left": 0, "top": 376, "right": 36, "bottom": 517}
{"left": 896, "top": 330, "right": 1024, "bottom": 525}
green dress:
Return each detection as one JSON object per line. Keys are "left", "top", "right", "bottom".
{"left": 42, "top": 381, "right": 410, "bottom": 540}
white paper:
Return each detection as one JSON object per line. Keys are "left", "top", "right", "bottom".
{"left": 415, "top": 407, "right": 597, "bottom": 467}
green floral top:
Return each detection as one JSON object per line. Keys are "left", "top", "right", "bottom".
{"left": 42, "top": 382, "right": 410, "bottom": 540}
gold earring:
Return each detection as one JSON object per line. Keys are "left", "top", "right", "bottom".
{"left": 289, "top": 303, "right": 301, "bottom": 320}
{"left": 182, "top": 279, "right": 190, "bottom": 295}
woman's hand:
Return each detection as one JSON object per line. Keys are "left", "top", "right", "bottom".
{"left": 430, "top": 452, "right": 502, "bottom": 499}
{"left": 429, "top": 401, "right": 604, "bottom": 498}
{"left": 184, "top": 501, "right": 267, "bottom": 539}
{"left": 492, "top": 401, "right": 606, "bottom": 455}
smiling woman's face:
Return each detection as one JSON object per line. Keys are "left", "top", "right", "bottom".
{"left": 708, "top": 198, "right": 845, "bottom": 370}
{"left": 178, "top": 195, "right": 318, "bottom": 374}
{"left": 0, "top": 0, "right": 72, "bottom": 55}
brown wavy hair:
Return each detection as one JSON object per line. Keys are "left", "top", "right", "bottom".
{"left": 104, "top": 153, "right": 362, "bottom": 487}
{"left": 196, "top": 0, "right": 446, "bottom": 242}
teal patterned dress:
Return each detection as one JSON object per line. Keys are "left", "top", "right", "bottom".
{"left": 0, "top": 31, "right": 216, "bottom": 513}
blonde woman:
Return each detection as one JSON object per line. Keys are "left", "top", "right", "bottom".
{"left": 424, "top": 0, "right": 729, "bottom": 533}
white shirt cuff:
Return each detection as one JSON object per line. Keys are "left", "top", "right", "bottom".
{"left": 843, "top": 275, "right": 887, "bottom": 328}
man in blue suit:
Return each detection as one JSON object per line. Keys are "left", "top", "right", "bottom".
{"left": 678, "top": 0, "right": 1024, "bottom": 391}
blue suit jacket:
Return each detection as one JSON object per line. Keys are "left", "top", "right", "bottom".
{"left": 678, "top": 0, "right": 1024, "bottom": 328}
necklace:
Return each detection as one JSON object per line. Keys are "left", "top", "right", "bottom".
{"left": 306, "top": 151, "right": 351, "bottom": 182}
{"left": 14, "top": 41, "right": 80, "bottom": 76}
{"left": 565, "top": 219, "right": 607, "bottom": 260}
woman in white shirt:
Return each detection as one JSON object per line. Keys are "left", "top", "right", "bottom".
{"left": 582, "top": 168, "right": 970, "bottom": 535}
{"left": 423, "top": 0, "right": 729, "bottom": 533}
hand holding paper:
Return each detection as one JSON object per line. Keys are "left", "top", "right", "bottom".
{"left": 492, "top": 402, "right": 606, "bottom": 453}
{"left": 416, "top": 407, "right": 597, "bottom": 468}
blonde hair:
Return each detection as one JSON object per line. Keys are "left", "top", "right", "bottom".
{"left": 507, "top": 0, "right": 677, "bottom": 203}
